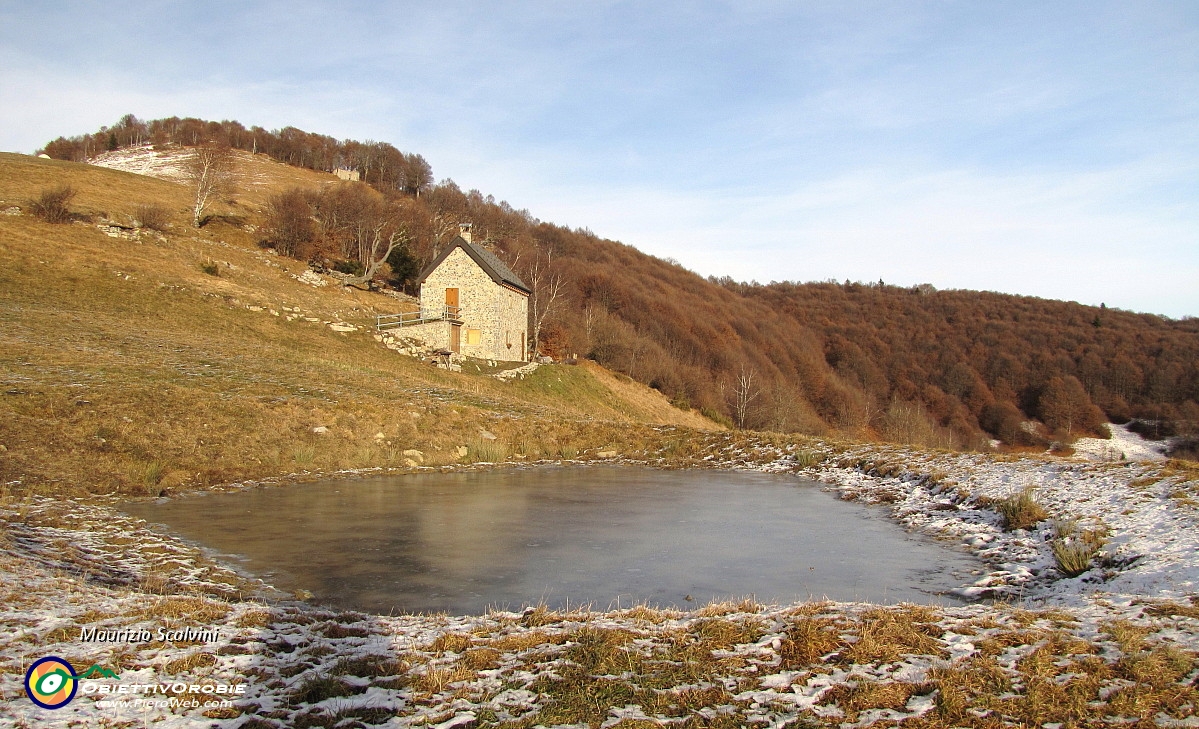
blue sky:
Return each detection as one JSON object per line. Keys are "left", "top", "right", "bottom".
{"left": 2, "top": 1, "right": 1197, "bottom": 317}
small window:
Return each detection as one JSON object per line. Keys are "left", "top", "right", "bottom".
{"left": 466, "top": 328, "right": 481, "bottom": 345}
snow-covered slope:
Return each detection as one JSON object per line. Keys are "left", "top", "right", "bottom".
{"left": 89, "top": 144, "right": 191, "bottom": 182}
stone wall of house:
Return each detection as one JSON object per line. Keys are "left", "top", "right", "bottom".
{"left": 386, "top": 319, "right": 452, "bottom": 353}
{"left": 420, "top": 247, "right": 528, "bottom": 362}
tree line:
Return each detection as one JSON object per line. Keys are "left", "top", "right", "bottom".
{"left": 38, "top": 115, "right": 433, "bottom": 196}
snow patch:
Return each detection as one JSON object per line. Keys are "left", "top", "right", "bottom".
{"left": 90, "top": 144, "right": 192, "bottom": 182}
{"left": 1072, "top": 422, "right": 1168, "bottom": 462}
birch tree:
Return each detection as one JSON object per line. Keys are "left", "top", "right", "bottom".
{"left": 731, "top": 364, "right": 761, "bottom": 429}
{"left": 524, "top": 255, "right": 565, "bottom": 357}
{"left": 186, "top": 142, "right": 235, "bottom": 227}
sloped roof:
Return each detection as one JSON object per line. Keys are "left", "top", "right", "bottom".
{"left": 417, "top": 236, "right": 531, "bottom": 294}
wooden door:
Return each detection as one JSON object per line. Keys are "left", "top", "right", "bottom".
{"left": 450, "top": 324, "right": 461, "bottom": 353}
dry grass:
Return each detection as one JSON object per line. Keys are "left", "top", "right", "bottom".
{"left": 842, "top": 605, "right": 947, "bottom": 663}
{"left": 135, "top": 595, "right": 229, "bottom": 623}
{"left": 694, "top": 597, "right": 762, "bottom": 616}
{"left": 995, "top": 486, "right": 1049, "bottom": 530}
{"left": 487, "top": 630, "right": 568, "bottom": 653}
{"left": 411, "top": 662, "right": 476, "bottom": 695}
{"left": 779, "top": 616, "right": 844, "bottom": 667}
{"left": 427, "top": 632, "right": 473, "bottom": 653}
{"left": 235, "top": 609, "right": 273, "bottom": 628}
{"left": 1050, "top": 519, "right": 1108, "bottom": 577}
{"left": 163, "top": 650, "right": 218, "bottom": 674}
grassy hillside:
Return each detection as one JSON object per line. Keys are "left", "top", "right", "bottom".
{"left": 38, "top": 120, "right": 1199, "bottom": 455}
{"left": 0, "top": 152, "right": 714, "bottom": 498}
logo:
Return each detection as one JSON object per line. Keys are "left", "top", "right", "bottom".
{"left": 24, "top": 656, "right": 119, "bottom": 709}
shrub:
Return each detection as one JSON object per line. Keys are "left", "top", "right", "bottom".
{"left": 1128, "top": 419, "right": 1176, "bottom": 441}
{"left": 1166, "top": 437, "right": 1199, "bottom": 462}
{"left": 132, "top": 202, "right": 170, "bottom": 231}
{"left": 200, "top": 260, "right": 220, "bottom": 277}
{"left": 333, "top": 259, "right": 364, "bottom": 277}
{"left": 700, "top": 408, "right": 734, "bottom": 428}
{"left": 385, "top": 245, "right": 419, "bottom": 289}
{"left": 996, "top": 487, "right": 1048, "bottom": 531}
{"left": 29, "top": 185, "right": 76, "bottom": 223}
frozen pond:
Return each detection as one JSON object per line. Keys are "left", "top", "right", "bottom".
{"left": 123, "top": 467, "right": 983, "bottom": 614}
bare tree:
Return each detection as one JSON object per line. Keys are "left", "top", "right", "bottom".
{"left": 764, "top": 382, "right": 792, "bottom": 433}
{"left": 185, "top": 142, "right": 236, "bottom": 227}
{"left": 334, "top": 221, "right": 411, "bottom": 290}
{"left": 581, "top": 305, "right": 601, "bottom": 355}
{"left": 524, "top": 254, "right": 565, "bottom": 357}
{"left": 428, "top": 212, "right": 460, "bottom": 259}
{"left": 263, "top": 189, "right": 316, "bottom": 257}
{"left": 731, "top": 364, "right": 761, "bottom": 429}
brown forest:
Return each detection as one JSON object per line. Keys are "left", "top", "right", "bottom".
{"left": 41, "top": 118, "right": 1199, "bottom": 451}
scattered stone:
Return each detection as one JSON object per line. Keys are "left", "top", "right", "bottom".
{"left": 493, "top": 361, "right": 540, "bottom": 381}
{"left": 328, "top": 323, "right": 356, "bottom": 332}
{"left": 3, "top": 206, "right": 21, "bottom": 215}
{"left": 403, "top": 458, "right": 419, "bottom": 468}
{"left": 597, "top": 450, "right": 618, "bottom": 458}
{"left": 479, "top": 429, "right": 497, "bottom": 441}
{"left": 402, "top": 449, "right": 424, "bottom": 462}
{"left": 0, "top": 444, "right": 7, "bottom": 451}
{"left": 295, "top": 270, "right": 328, "bottom": 287}
{"left": 455, "top": 445, "right": 469, "bottom": 457}
{"left": 312, "top": 426, "right": 329, "bottom": 434}
{"left": 374, "top": 432, "right": 387, "bottom": 441}
{"left": 247, "top": 305, "right": 263, "bottom": 312}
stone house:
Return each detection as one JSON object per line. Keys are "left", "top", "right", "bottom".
{"left": 390, "top": 226, "right": 530, "bottom": 362}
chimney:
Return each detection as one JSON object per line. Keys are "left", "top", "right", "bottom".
{"left": 459, "top": 223, "right": 473, "bottom": 243}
